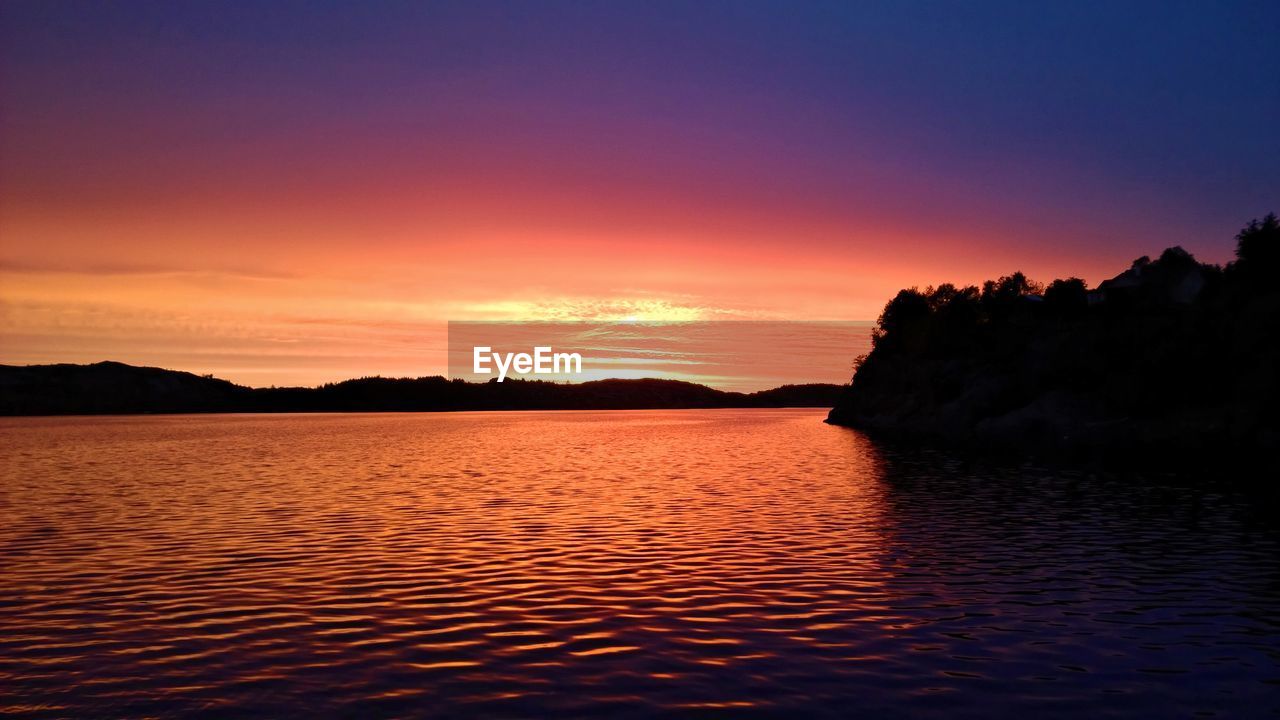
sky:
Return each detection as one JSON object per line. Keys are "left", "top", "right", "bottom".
{"left": 446, "top": 321, "right": 876, "bottom": 392}
{"left": 2, "top": 1, "right": 1277, "bottom": 387}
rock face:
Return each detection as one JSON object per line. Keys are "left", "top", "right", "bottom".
{"left": 827, "top": 216, "right": 1280, "bottom": 466}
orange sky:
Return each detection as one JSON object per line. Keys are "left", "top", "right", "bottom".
{"left": 2, "top": 3, "right": 1274, "bottom": 387}
{"left": 0, "top": 193, "right": 1137, "bottom": 387}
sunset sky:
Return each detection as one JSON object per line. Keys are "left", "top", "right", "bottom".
{"left": 2, "top": 2, "right": 1277, "bottom": 387}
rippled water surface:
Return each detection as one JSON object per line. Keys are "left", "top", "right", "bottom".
{"left": 2, "top": 410, "right": 1278, "bottom": 718}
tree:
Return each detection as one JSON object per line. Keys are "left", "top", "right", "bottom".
{"left": 871, "top": 288, "right": 931, "bottom": 351}
{"left": 1044, "top": 277, "right": 1087, "bottom": 312}
{"left": 979, "top": 272, "right": 1043, "bottom": 322}
{"left": 981, "top": 272, "right": 1042, "bottom": 302}
{"left": 1235, "top": 212, "right": 1279, "bottom": 269}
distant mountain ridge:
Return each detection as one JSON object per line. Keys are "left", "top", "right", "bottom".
{"left": 0, "top": 361, "right": 845, "bottom": 416}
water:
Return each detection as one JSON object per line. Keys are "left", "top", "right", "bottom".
{"left": 1, "top": 409, "right": 1277, "bottom": 718}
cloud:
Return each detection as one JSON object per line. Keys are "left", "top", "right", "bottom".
{"left": 0, "top": 259, "right": 297, "bottom": 280}
{"left": 454, "top": 297, "right": 776, "bottom": 322}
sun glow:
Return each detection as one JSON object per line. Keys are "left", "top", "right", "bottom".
{"left": 460, "top": 298, "right": 729, "bottom": 323}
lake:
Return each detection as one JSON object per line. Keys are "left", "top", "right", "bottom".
{"left": 1, "top": 409, "right": 1277, "bottom": 718}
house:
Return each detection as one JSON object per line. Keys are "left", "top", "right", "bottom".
{"left": 1088, "top": 247, "right": 1206, "bottom": 306}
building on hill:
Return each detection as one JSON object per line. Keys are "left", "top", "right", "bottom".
{"left": 1088, "top": 247, "right": 1206, "bottom": 306}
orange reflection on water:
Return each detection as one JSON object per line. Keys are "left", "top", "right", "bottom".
{"left": 4, "top": 410, "right": 1280, "bottom": 716}
{"left": 0, "top": 409, "right": 900, "bottom": 715}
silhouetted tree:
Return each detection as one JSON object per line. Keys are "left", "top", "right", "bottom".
{"left": 1158, "top": 246, "right": 1199, "bottom": 270}
{"left": 1235, "top": 212, "right": 1279, "bottom": 272}
{"left": 981, "top": 272, "right": 1042, "bottom": 302}
{"left": 872, "top": 288, "right": 931, "bottom": 351}
{"left": 979, "top": 271, "right": 1043, "bottom": 323}
{"left": 1043, "top": 277, "right": 1087, "bottom": 313}
{"left": 923, "top": 283, "right": 981, "bottom": 348}
{"left": 830, "top": 214, "right": 1280, "bottom": 469}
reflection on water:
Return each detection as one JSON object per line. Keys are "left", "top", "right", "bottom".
{"left": 1, "top": 410, "right": 1277, "bottom": 718}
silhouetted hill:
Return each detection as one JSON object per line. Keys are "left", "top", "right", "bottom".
{"left": 0, "top": 362, "right": 844, "bottom": 416}
{"left": 0, "top": 361, "right": 246, "bottom": 415}
{"left": 827, "top": 214, "right": 1280, "bottom": 468}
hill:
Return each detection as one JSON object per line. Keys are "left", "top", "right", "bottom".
{"left": 827, "top": 214, "right": 1280, "bottom": 467}
{"left": 0, "top": 362, "right": 844, "bottom": 416}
